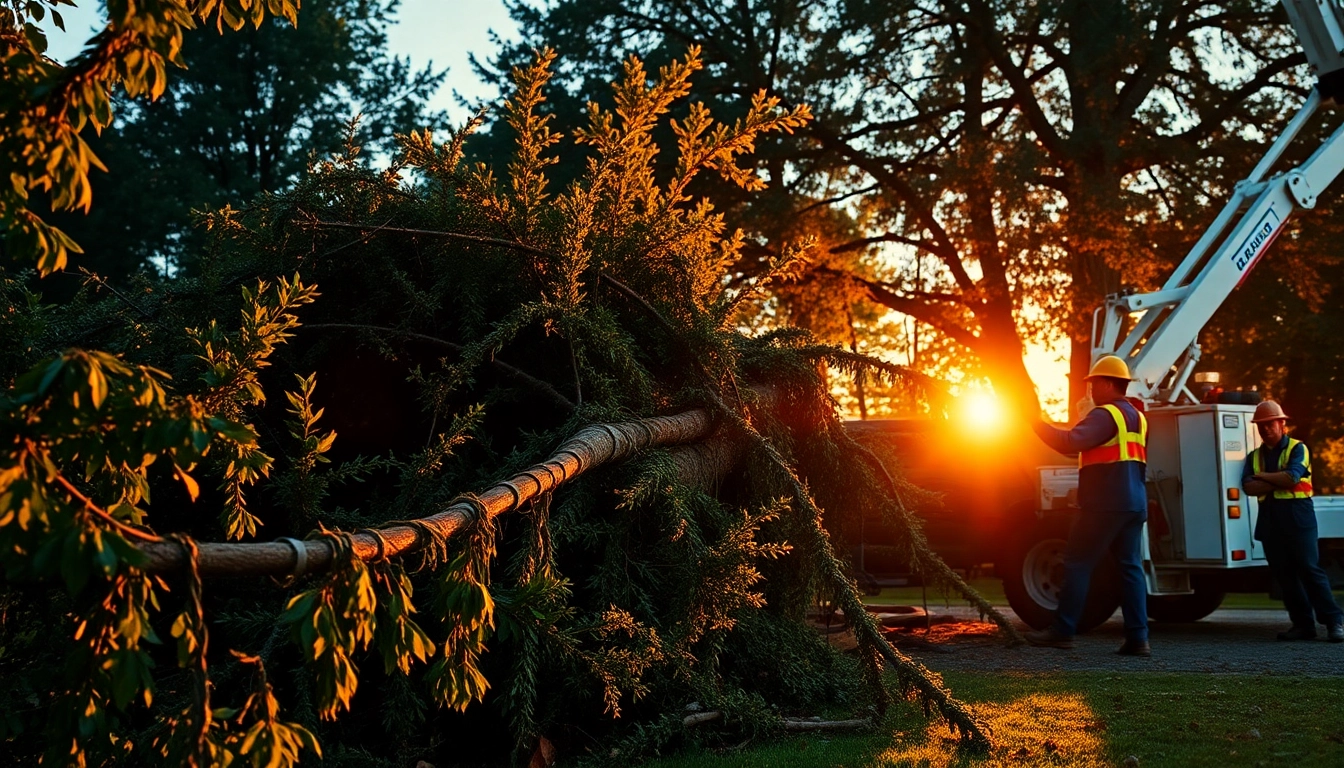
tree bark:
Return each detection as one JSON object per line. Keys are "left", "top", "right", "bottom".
{"left": 139, "top": 409, "right": 723, "bottom": 577}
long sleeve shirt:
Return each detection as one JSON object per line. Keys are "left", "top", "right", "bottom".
{"left": 1241, "top": 434, "right": 1315, "bottom": 536}
{"left": 1240, "top": 434, "right": 1310, "bottom": 487}
{"left": 1032, "top": 400, "right": 1147, "bottom": 513}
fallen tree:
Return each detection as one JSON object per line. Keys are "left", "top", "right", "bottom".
{"left": 1, "top": 47, "right": 1017, "bottom": 767}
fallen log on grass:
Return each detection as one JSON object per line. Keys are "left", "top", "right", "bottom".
{"left": 782, "top": 717, "right": 873, "bottom": 732}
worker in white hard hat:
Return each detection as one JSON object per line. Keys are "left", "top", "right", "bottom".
{"left": 1023, "top": 354, "right": 1151, "bottom": 656}
{"left": 1242, "top": 400, "right": 1343, "bottom": 643}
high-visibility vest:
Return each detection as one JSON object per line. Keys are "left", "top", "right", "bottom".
{"left": 1251, "top": 438, "right": 1314, "bottom": 499}
{"left": 1078, "top": 404, "right": 1148, "bottom": 468}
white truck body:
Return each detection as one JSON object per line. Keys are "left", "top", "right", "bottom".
{"left": 1019, "top": 0, "right": 1344, "bottom": 611}
{"left": 1039, "top": 405, "right": 1344, "bottom": 597}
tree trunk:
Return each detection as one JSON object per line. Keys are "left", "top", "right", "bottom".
{"left": 139, "top": 409, "right": 723, "bottom": 577}
{"left": 1283, "top": 353, "right": 1313, "bottom": 444}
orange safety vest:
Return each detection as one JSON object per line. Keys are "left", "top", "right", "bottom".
{"left": 1078, "top": 404, "right": 1148, "bottom": 468}
{"left": 1250, "top": 437, "right": 1313, "bottom": 499}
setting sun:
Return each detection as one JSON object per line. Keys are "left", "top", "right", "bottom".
{"left": 959, "top": 391, "right": 1006, "bottom": 435}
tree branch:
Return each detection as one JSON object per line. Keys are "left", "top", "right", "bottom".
{"left": 814, "top": 268, "right": 982, "bottom": 349}
{"left": 960, "top": 0, "right": 1067, "bottom": 159}
{"left": 306, "top": 220, "right": 553, "bottom": 261}
{"left": 302, "top": 323, "right": 575, "bottom": 413}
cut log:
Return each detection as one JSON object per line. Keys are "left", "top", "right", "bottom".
{"left": 682, "top": 711, "right": 723, "bottom": 727}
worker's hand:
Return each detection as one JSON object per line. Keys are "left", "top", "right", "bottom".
{"left": 1243, "top": 479, "right": 1274, "bottom": 497}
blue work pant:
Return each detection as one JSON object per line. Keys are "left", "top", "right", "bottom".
{"left": 1053, "top": 509, "right": 1148, "bottom": 641}
{"left": 1261, "top": 521, "right": 1342, "bottom": 628}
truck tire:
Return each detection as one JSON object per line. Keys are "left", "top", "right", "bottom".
{"left": 1147, "top": 588, "right": 1225, "bottom": 623}
{"left": 1000, "top": 515, "right": 1121, "bottom": 632}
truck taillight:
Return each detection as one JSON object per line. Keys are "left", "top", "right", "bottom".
{"left": 1232, "top": 550, "right": 1247, "bottom": 561}
{"left": 1228, "top": 505, "right": 1242, "bottom": 519}
{"left": 1227, "top": 488, "right": 1240, "bottom": 501}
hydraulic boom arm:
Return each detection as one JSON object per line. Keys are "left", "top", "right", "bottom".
{"left": 1092, "top": 0, "right": 1344, "bottom": 404}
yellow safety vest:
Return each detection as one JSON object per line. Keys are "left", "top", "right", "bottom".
{"left": 1251, "top": 437, "right": 1313, "bottom": 499}
{"left": 1079, "top": 404, "right": 1148, "bottom": 468}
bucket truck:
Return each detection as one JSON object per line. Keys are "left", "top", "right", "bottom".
{"left": 1009, "top": 0, "right": 1344, "bottom": 628}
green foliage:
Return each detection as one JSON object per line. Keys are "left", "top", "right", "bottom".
{"left": 0, "top": 347, "right": 288, "bottom": 764}
{"left": 1, "top": 349, "right": 230, "bottom": 580}
{"left": 280, "top": 530, "right": 377, "bottom": 720}
{"left": 370, "top": 562, "right": 436, "bottom": 676}
{"left": 2, "top": 0, "right": 301, "bottom": 275}
{"left": 190, "top": 275, "right": 317, "bottom": 416}
{"left": 0, "top": 38, "right": 1005, "bottom": 767}
{"left": 192, "top": 651, "right": 321, "bottom": 768}
{"left": 44, "top": 0, "right": 447, "bottom": 279}
{"left": 425, "top": 511, "right": 497, "bottom": 712}
{"left": 188, "top": 275, "right": 317, "bottom": 539}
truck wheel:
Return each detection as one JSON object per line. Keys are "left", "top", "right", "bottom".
{"left": 1000, "top": 515, "right": 1120, "bottom": 633}
{"left": 1147, "top": 589, "right": 1225, "bottom": 623}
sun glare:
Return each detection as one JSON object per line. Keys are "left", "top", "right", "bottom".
{"left": 960, "top": 391, "right": 1005, "bottom": 435}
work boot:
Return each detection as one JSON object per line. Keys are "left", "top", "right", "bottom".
{"left": 1276, "top": 625, "right": 1317, "bottom": 641}
{"left": 1115, "top": 639, "right": 1152, "bottom": 657}
{"left": 1024, "top": 628, "right": 1075, "bottom": 649}
{"left": 1328, "top": 621, "right": 1344, "bottom": 644}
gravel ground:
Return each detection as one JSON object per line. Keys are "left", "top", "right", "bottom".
{"left": 893, "top": 607, "right": 1344, "bottom": 676}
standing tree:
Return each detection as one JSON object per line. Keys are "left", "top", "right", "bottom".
{"left": 1, "top": 0, "right": 302, "bottom": 275}
{"left": 485, "top": 0, "right": 1321, "bottom": 411}
{"left": 44, "top": 0, "right": 447, "bottom": 279}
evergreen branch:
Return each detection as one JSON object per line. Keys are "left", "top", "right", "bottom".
{"left": 598, "top": 271, "right": 746, "bottom": 408}
{"left": 794, "top": 345, "right": 952, "bottom": 413}
{"left": 305, "top": 220, "right": 554, "bottom": 260}
{"left": 75, "top": 267, "right": 160, "bottom": 325}
{"left": 838, "top": 433, "right": 1024, "bottom": 646}
{"left": 579, "top": 285, "right": 995, "bottom": 746}
{"left": 301, "top": 323, "right": 575, "bottom": 413}
{"left": 693, "top": 386, "right": 993, "bottom": 748}
{"left": 597, "top": 272, "right": 679, "bottom": 335}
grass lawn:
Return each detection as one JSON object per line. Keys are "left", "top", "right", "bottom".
{"left": 866, "top": 576, "right": 1344, "bottom": 612}
{"left": 641, "top": 672, "right": 1344, "bottom": 767}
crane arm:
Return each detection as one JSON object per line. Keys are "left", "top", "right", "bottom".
{"left": 1092, "top": 1, "right": 1344, "bottom": 403}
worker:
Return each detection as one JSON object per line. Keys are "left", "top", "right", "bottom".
{"left": 1241, "top": 401, "right": 1344, "bottom": 642}
{"left": 1024, "top": 355, "right": 1151, "bottom": 656}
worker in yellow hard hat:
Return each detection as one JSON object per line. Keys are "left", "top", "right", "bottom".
{"left": 1242, "top": 400, "right": 1343, "bottom": 642}
{"left": 1023, "top": 354, "right": 1151, "bottom": 656}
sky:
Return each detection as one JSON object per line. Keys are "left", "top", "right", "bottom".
{"left": 40, "top": 0, "right": 519, "bottom": 124}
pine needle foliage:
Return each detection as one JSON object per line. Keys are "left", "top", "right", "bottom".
{"left": 0, "top": 46, "right": 1017, "bottom": 765}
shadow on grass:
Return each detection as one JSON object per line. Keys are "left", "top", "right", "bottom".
{"left": 641, "top": 672, "right": 1344, "bottom": 768}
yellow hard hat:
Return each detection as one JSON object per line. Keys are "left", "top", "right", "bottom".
{"left": 1086, "top": 355, "right": 1133, "bottom": 380}
{"left": 1251, "top": 400, "right": 1290, "bottom": 423}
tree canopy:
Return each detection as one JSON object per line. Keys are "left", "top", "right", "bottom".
{"left": 2, "top": 0, "right": 304, "bottom": 275}
{"left": 44, "top": 0, "right": 447, "bottom": 279}
{"left": 485, "top": 0, "right": 1329, "bottom": 413}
